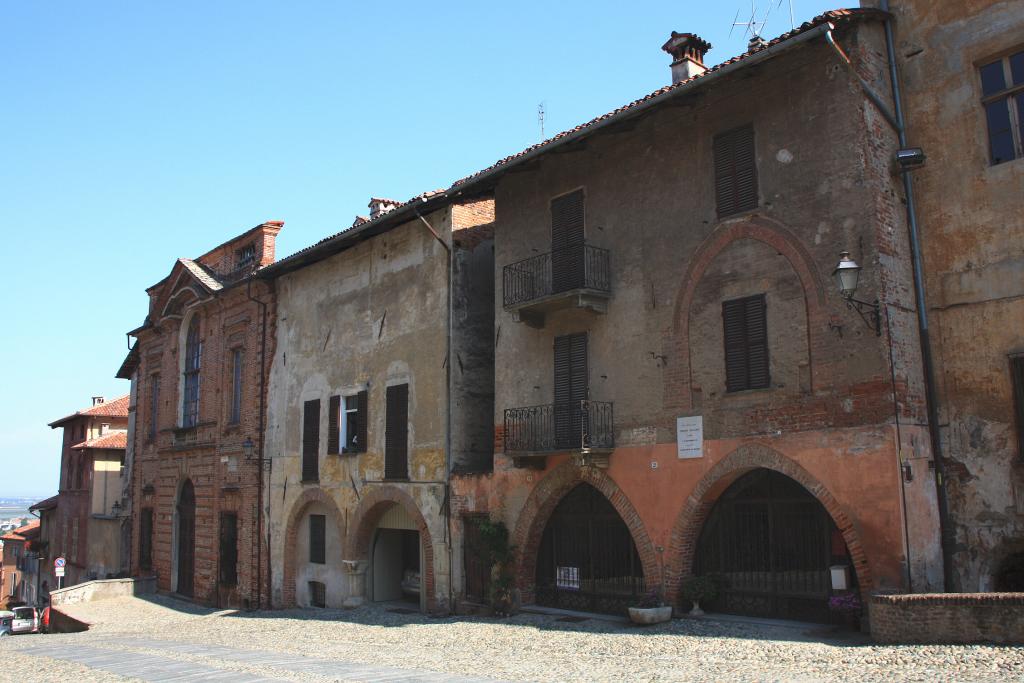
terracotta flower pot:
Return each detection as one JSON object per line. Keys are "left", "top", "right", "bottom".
{"left": 628, "top": 606, "right": 673, "bottom": 625}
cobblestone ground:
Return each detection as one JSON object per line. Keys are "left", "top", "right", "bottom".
{"left": 1, "top": 595, "right": 1022, "bottom": 682}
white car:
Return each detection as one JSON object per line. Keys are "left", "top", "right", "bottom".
{"left": 0, "top": 611, "right": 13, "bottom": 637}
{"left": 11, "top": 606, "right": 39, "bottom": 634}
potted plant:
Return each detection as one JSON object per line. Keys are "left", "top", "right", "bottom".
{"left": 828, "top": 592, "right": 863, "bottom": 630}
{"left": 628, "top": 588, "right": 673, "bottom": 625}
{"left": 681, "top": 575, "right": 719, "bottom": 616}
{"left": 478, "top": 519, "right": 518, "bottom": 617}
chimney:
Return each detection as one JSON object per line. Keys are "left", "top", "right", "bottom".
{"left": 662, "top": 32, "right": 712, "bottom": 84}
{"left": 368, "top": 198, "right": 400, "bottom": 220}
{"left": 748, "top": 35, "right": 768, "bottom": 54}
{"left": 92, "top": 396, "right": 105, "bottom": 406}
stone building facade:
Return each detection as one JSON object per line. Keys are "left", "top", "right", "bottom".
{"left": 259, "top": 196, "right": 494, "bottom": 613}
{"left": 46, "top": 395, "right": 130, "bottom": 588}
{"left": 448, "top": 10, "right": 946, "bottom": 621}
{"left": 879, "top": 0, "right": 1024, "bottom": 591}
{"left": 128, "top": 221, "right": 281, "bottom": 608}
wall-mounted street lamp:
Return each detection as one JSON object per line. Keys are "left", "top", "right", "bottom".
{"left": 242, "top": 437, "right": 256, "bottom": 460}
{"left": 833, "top": 251, "right": 881, "bottom": 336}
{"left": 111, "top": 500, "right": 122, "bottom": 517}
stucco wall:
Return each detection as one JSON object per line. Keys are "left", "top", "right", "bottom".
{"left": 890, "top": 0, "right": 1024, "bottom": 590}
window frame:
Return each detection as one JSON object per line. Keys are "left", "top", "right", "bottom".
{"left": 182, "top": 317, "right": 202, "bottom": 428}
{"left": 309, "top": 514, "right": 326, "bottom": 565}
{"left": 228, "top": 347, "right": 243, "bottom": 425}
{"left": 148, "top": 373, "right": 160, "bottom": 441}
{"left": 722, "top": 293, "right": 771, "bottom": 393}
{"left": 979, "top": 49, "right": 1024, "bottom": 165}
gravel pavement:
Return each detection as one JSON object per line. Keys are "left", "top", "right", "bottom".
{"left": 1, "top": 594, "right": 1022, "bottom": 682}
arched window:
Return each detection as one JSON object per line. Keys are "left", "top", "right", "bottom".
{"left": 182, "top": 316, "right": 202, "bottom": 428}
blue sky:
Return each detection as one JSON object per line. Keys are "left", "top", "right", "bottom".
{"left": 0, "top": 1, "right": 842, "bottom": 496}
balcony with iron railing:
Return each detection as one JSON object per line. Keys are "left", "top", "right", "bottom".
{"left": 502, "top": 243, "right": 611, "bottom": 327}
{"left": 504, "top": 400, "right": 614, "bottom": 468}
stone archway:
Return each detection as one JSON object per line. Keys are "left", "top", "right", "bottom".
{"left": 663, "top": 216, "right": 830, "bottom": 414}
{"left": 281, "top": 487, "right": 347, "bottom": 608}
{"left": 510, "top": 461, "right": 660, "bottom": 605}
{"left": 664, "top": 443, "right": 872, "bottom": 604}
{"left": 345, "top": 485, "right": 437, "bottom": 612}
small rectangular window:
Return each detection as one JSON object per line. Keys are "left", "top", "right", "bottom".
{"left": 385, "top": 384, "right": 409, "bottom": 480}
{"left": 237, "top": 244, "right": 257, "bottom": 269}
{"left": 980, "top": 50, "right": 1024, "bottom": 165}
{"left": 308, "top": 580, "right": 326, "bottom": 608}
{"left": 229, "top": 349, "right": 243, "bottom": 424}
{"left": 1011, "top": 356, "right": 1024, "bottom": 460}
{"left": 723, "top": 294, "right": 770, "bottom": 392}
{"left": 714, "top": 125, "right": 758, "bottom": 217}
{"left": 219, "top": 512, "right": 238, "bottom": 586}
{"left": 302, "top": 399, "right": 321, "bottom": 482}
{"left": 309, "top": 514, "right": 326, "bottom": 564}
{"left": 139, "top": 508, "right": 154, "bottom": 571}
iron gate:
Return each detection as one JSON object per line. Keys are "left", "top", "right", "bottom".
{"left": 535, "top": 483, "right": 645, "bottom": 615}
{"left": 695, "top": 469, "right": 846, "bottom": 623}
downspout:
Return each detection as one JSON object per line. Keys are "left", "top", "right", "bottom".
{"left": 828, "top": 7, "right": 955, "bottom": 591}
{"left": 246, "top": 273, "right": 270, "bottom": 608}
{"left": 415, "top": 206, "right": 455, "bottom": 613}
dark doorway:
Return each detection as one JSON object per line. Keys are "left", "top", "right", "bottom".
{"left": 694, "top": 468, "right": 850, "bottom": 623}
{"left": 535, "top": 483, "right": 644, "bottom": 615}
{"left": 176, "top": 479, "right": 196, "bottom": 597}
{"left": 372, "top": 528, "right": 421, "bottom": 605}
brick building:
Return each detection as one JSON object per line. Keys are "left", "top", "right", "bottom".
{"left": 877, "top": 0, "right": 1024, "bottom": 591}
{"left": 444, "top": 10, "right": 946, "bottom": 621}
{"left": 46, "top": 395, "right": 130, "bottom": 588}
{"left": 1, "top": 521, "right": 40, "bottom": 608}
{"left": 258, "top": 196, "right": 494, "bottom": 613}
{"left": 127, "top": 221, "right": 281, "bottom": 607}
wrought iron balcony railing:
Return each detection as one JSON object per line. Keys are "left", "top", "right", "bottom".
{"left": 502, "top": 243, "right": 611, "bottom": 308}
{"left": 504, "top": 401, "right": 614, "bottom": 453}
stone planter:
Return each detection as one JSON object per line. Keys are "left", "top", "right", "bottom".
{"left": 628, "top": 606, "right": 673, "bottom": 625}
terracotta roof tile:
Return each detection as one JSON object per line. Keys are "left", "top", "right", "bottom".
{"left": 71, "top": 431, "right": 128, "bottom": 450}
{"left": 179, "top": 258, "right": 224, "bottom": 292}
{"left": 29, "top": 495, "right": 59, "bottom": 512}
{"left": 1, "top": 520, "right": 40, "bottom": 542}
{"left": 49, "top": 395, "right": 130, "bottom": 428}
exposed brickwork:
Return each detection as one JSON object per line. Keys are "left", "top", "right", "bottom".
{"left": 870, "top": 593, "right": 1024, "bottom": 644}
{"left": 663, "top": 443, "right": 872, "bottom": 604}
{"left": 509, "top": 461, "right": 659, "bottom": 605}
{"left": 345, "top": 485, "right": 439, "bottom": 613}
{"left": 280, "top": 487, "right": 347, "bottom": 608}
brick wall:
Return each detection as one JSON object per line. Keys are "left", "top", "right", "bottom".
{"left": 870, "top": 593, "right": 1024, "bottom": 644}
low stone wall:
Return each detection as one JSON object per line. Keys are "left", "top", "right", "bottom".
{"left": 49, "top": 576, "right": 157, "bottom": 608}
{"left": 870, "top": 593, "right": 1024, "bottom": 644}
{"left": 48, "top": 607, "right": 90, "bottom": 633}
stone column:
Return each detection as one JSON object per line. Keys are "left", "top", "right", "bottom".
{"left": 341, "top": 560, "right": 368, "bottom": 608}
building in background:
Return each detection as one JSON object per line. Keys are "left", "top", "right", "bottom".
{"left": 47, "top": 395, "right": 129, "bottom": 587}
{"left": 127, "top": 221, "right": 281, "bottom": 608}
{"left": 258, "top": 196, "right": 494, "bottom": 612}
{"left": 878, "top": 0, "right": 1024, "bottom": 592}
{"left": 1, "top": 521, "right": 40, "bottom": 608}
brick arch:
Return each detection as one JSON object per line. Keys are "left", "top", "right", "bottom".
{"left": 281, "top": 487, "right": 346, "bottom": 608}
{"left": 664, "top": 443, "right": 872, "bottom": 604}
{"left": 345, "top": 485, "right": 437, "bottom": 612}
{"left": 663, "top": 216, "right": 830, "bottom": 413}
{"left": 510, "top": 461, "right": 660, "bottom": 604}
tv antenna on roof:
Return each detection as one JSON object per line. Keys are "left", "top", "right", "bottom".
{"left": 730, "top": 0, "right": 795, "bottom": 40}
{"left": 538, "top": 102, "right": 546, "bottom": 141}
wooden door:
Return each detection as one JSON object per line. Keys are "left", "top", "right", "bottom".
{"left": 176, "top": 479, "right": 196, "bottom": 597}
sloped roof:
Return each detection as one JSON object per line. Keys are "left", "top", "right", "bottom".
{"left": 29, "top": 495, "right": 59, "bottom": 512}
{"left": 1, "top": 520, "right": 40, "bottom": 542}
{"left": 71, "top": 431, "right": 128, "bottom": 450}
{"left": 49, "top": 395, "right": 130, "bottom": 428}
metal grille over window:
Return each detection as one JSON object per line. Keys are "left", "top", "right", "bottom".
{"left": 723, "top": 294, "right": 770, "bottom": 392}
{"left": 385, "top": 384, "right": 409, "bottom": 480}
{"left": 714, "top": 125, "right": 758, "bottom": 217}
{"left": 302, "top": 399, "right": 320, "bottom": 482}
{"left": 980, "top": 50, "right": 1024, "bottom": 165}
{"left": 309, "top": 514, "right": 326, "bottom": 564}
{"left": 308, "top": 581, "right": 326, "bottom": 608}
{"left": 182, "top": 318, "right": 202, "bottom": 428}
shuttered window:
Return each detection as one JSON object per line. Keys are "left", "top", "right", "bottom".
{"left": 219, "top": 512, "right": 238, "bottom": 586}
{"left": 309, "top": 514, "right": 326, "bottom": 564}
{"left": 229, "top": 348, "right": 243, "bottom": 424}
{"left": 554, "top": 333, "right": 588, "bottom": 448}
{"left": 551, "top": 189, "right": 586, "bottom": 293}
{"left": 714, "top": 125, "right": 758, "bottom": 217}
{"left": 1012, "top": 357, "right": 1024, "bottom": 459}
{"left": 723, "top": 295, "right": 770, "bottom": 392}
{"left": 327, "top": 395, "right": 341, "bottom": 454}
{"left": 302, "top": 399, "right": 320, "bottom": 482}
{"left": 328, "top": 392, "right": 367, "bottom": 454}
{"left": 139, "top": 508, "right": 153, "bottom": 571}
{"left": 385, "top": 384, "right": 409, "bottom": 480}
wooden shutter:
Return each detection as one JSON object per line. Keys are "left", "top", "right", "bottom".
{"left": 554, "top": 333, "right": 588, "bottom": 448}
{"left": 327, "top": 395, "right": 340, "bottom": 455}
{"left": 1012, "top": 357, "right": 1024, "bottom": 459}
{"left": 385, "top": 384, "right": 409, "bottom": 480}
{"left": 219, "top": 513, "right": 238, "bottom": 586}
{"left": 551, "top": 190, "right": 586, "bottom": 293}
{"left": 714, "top": 125, "right": 758, "bottom": 218}
{"left": 302, "top": 399, "right": 320, "bottom": 482}
{"left": 356, "top": 390, "right": 369, "bottom": 453}
{"left": 723, "top": 295, "right": 769, "bottom": 392}
{"left": 309, "top": 514, "right": 326, "bottom": 564}
{"left": 139, "top": 508, "right": 153, "bottom": 571}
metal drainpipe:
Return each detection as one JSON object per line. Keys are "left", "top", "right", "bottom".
{"left": 246, "top": 273, "right": 270, "bottom": 608}
{"left": 878, "top": 0, "right": 956, "bottom": 592}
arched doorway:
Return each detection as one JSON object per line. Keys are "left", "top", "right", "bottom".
{"left": 535, "top": 483, "right": 645, "bottom": 614}
{"left": 694, "top": 468, "right": 852, "bottom": 622}
{"left": 176, "top": 479, "right": 196, "bottom": 597}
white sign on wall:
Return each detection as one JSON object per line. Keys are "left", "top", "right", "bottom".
{"left": 676, "top": 416, "right": 704, "bottom": 459}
